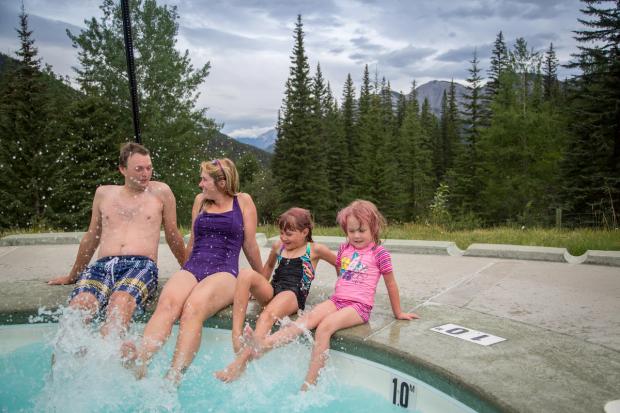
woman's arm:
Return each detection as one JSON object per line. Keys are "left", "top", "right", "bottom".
{"left": 261, "top": 242, "right": 280, "bottom": 279}
{"left": 238, "top": 192, "right": 263, "bottom": 272}
{"left": 383, "top": 272, "right": 419, "bottom": 320}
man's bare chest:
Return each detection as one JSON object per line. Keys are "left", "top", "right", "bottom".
{"left": 100, "top": 196, "right": 163, "bottom": 225}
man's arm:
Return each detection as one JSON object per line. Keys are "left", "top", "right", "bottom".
{"left": 238, "top": 192, "right": 263, "bottom": 273}
{"left": 48, "top": 188, "right": 104, "bottom": 285}
{"left": 161, "top": 183, "right": 186, "bottom": 267}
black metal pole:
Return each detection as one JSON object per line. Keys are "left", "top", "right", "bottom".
{"left": 120, "top": 0, "right": 141, "bottom": 144}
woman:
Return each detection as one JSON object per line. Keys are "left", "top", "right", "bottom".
{"left": 122, "top": 158, "right": 262, "bottom": 384}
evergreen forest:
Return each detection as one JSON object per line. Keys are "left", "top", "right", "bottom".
{"left": 0, "top": 0, "right": 618, "bottom": 231}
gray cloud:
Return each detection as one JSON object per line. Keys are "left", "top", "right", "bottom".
{"left": 351, "top": 36, "right": 385, "bottom": 53}
{"left": 436, "top": 44, "right": 492, "bottom": 63}
{"left": 379, "top": 45, "right": 437, "bottom": 69}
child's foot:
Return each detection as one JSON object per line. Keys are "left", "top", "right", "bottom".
{"left": 300, "top": 381, "right": 314, "bottom": 392}
{"left": 214, "top": 358, "right": 247, "bottom": 383}
{"left": 214, "top": 346, "right": 254, "bottom": 383}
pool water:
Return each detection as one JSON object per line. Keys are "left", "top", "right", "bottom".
{"left": 1, "top": 313, "right": 480, "bottom": 413}
{"left": 0, "top": 322, "right": 407, "bottom": 413}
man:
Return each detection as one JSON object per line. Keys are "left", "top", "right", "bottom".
{"left": 49, "top": 142, "right": 186, "bottom": 337}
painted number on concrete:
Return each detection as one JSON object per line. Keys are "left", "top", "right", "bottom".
{"left": 392, "top": 377, "right": 416, "bottom": 409}
{"left": 431, "top": 323, "right": 506, "bottom": 346}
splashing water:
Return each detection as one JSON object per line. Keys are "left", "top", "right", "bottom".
{"left": 0, "top": 309, "right": 406, "bottom": 413}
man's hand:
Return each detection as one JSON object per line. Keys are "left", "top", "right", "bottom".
{"left": 48, "top": 275, "right": 76, "bottom": 285}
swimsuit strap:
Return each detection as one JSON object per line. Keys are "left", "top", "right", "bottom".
{"left": 300, "top": 242, "right": 315, "bottom": 290}
{"left": 276, "top": 244, "right": 286, "bottom": 264}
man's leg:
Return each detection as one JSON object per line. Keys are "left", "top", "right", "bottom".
{"left": 100, "top": 291, "right": 136, "bottom": 338}
{"left": 68, "top": 292, "right": 100, "bottom": 323}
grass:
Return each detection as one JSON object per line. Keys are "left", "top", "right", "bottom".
{"left": 258, "top": 223, "right": 620, "bottom": 256}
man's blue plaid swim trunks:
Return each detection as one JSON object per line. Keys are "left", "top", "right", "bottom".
{"left": 70, "top": 255, "right": 158, "bottom": 311}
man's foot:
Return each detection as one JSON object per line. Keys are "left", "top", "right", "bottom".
{"left": 120, "top": 340, "right": 138, "bottom": 368}
{"left": 120, "top": 341, "right": 148, "bottom": 379}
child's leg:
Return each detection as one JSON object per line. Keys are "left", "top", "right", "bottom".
{"left": 121, "top": 270, "right": 196, "bottom": 377}
{"left": 216, "top": 291, "right": 299, "bottom": 382}
{"left": 260, "top": 300, "right": 337, "bottom": 351}
{"left": 302, "top": 307, "right": 363, "bottom": 390}
{"left": 231, "top": 268, "right": 274, "bottom": 353}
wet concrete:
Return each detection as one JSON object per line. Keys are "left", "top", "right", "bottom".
{"left": 0, "top": 240, "right": 619, "bottom": 412}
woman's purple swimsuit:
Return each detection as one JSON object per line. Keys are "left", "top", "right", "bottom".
{"left": 182, "top": 196, "right": 244, "bottom": 282}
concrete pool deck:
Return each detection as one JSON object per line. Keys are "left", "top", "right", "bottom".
{"left": 0, "top": 234, "right": 618, "bottom": 413}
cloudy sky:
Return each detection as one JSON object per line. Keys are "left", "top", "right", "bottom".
{"left": 0, "top": 0, "right": 584, "bottom": 138}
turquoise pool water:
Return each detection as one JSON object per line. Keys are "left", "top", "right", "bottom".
{"left": 0, "top": 321, "right": 478, "bottom": 413}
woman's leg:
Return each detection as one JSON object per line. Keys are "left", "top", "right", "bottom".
{"left": 122, "top": 270, "right": 196, "bottom": 377}
{"left": 215, "top": 291, "right": 299, "bottom": 382}
{"left": 302, "top": 307, "right": 363, "bottom": 390}
{"left": 166, "top": 272, "right": 236, "bottom": 384}
{"left": 231, "top": 268, "right": 274, "bottom": 353}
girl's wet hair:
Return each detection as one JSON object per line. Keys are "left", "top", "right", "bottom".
{"left": 278, "top": 207, "right": 314, "bottom": 242}
{"left": 336, "top": 199, "right": 386, "bottom": 244}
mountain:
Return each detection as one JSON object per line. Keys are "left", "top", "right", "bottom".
{"left": 204, "top": 129, "right": 272, "bottom": 166}
{"left": 234, "top": 128, "right": 277, "bottom": 153}
{"left": 233, "top": 80, "right": 471, "bottom": 152}
{"left": 392, "top": 80, "right": 469, "bottom": 117}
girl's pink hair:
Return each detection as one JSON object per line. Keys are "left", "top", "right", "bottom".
{"left": 336, "top": 200, "right": 386, "bottom": 244}
{"left": 278, "top": 207, "right": 314, "bottom": 242}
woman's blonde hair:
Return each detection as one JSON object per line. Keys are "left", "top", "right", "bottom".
{"left": 200, "top": 158, "right": 240, "bottom": 197}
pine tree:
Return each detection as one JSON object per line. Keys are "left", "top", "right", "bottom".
{"left": 486, "top": 31, "right": 508, "bottom": 98}
{"left": 67, "top": 0, "right": 213, "bottom": 221}
{"left": 398, "top": 82, "right": 422, "bottom": 220}
{"left": 450, "top": 50, "right": 484, "bottom": 213}
{"left": 477, "top": 41, "right": 567, "bottom": 225}
{"left": 561, "top": 0, "right": 620, "bottom": 226}
{"left": 340, "top": 73, "right": 356, "bottom": 202}
{"left": 543, "top": 43, "right": 560, "bottom": 101}
{"left": 482, "top": 31, "right": 508, "bottom": 126}
{"left": 308, "top": 63, "right": 333, "bottom": 222}
{"left": 272, "top": 15, "right": 320, "bottom": 216}
{"left": 348, "top": 65, "right": 374, "bottom": 200}
{"left": 438, "top": 80, "right": 460, "bottom": 180}
{"left": 0, "top": 6, "right": 60, "bottom": 229}
{"left": 47, "top": 96, "right": 128, "bottom": 229}
{"left": 415, "top": 98, "right": 439, "bottom": 216}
